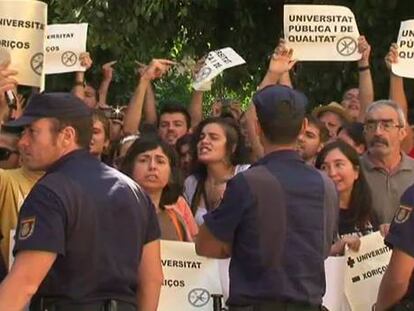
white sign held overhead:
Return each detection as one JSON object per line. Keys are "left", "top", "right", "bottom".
{"left": 284, "top": 5, "right": 361, "bottom": 61}
{"left": 0, "top": 0, "right": 47, "bottom": 87}
{"left": 192, "top": 47, "right": 246, "bottom": 90}
{"left": 44, "top": 23, "right": 88, "bottom": 74}
{"left": 392, "top": 20, "right": 414, "bottom": 78}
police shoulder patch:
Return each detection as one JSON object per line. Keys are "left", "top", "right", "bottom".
{"left": 394, "top": 205, "right": 413, "bottom": 224}
{"left": 19, "top": 217, "right": 36, "bottom": 240}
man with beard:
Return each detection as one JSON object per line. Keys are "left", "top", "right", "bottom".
{"left": 361, "top": 100, "right": 414, "bottom": 224}
{"left": 157, "top": 104, "right": 191, "bottom": 146}
{"left": 296, "top": 115, "right": 329, "bottom": 166}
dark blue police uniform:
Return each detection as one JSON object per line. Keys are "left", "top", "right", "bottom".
{"left": 385, "top": 185, "right": 414, "bottom": 306}
{"left": 204, "top": 150, "right": 338, "bottom": 309}
{"left": 14, "top": 149, "right": 160, "bottom": 310}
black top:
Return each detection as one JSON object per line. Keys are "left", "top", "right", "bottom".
{"left": 14, "top": 149, "right": 160, "bottom": 305}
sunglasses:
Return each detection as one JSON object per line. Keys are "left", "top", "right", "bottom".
{"left": 0, "top": 147, "right": 18, "bottom": 161}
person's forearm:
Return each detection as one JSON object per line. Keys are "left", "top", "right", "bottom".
{"left": 98, "top": 79, "right": 111, "bottom": 107}
{"left": 258, "top": 71, "right": 282, "bottom": 90}
{"left": 137, "top": 280, "right": 162, "bottom": 311}
{"left": 389, "top": 73, "right": 407, "bottom": 116}
{"left": 376, "top": 270, "right": 409, "bottom": 310}
{"left": 357, "top": 62, "right": 374, "bottom": 122}
{"left": 188, "top": 90, "right": 203, "bottom": 129}
{"left": 0, "top": 274, "right": 36, "bottom": 310}
{"left": 73, "top": 72, "right": 85, "bottom": 100}
{"left": 245, "top": 105, "right": 264, "bottom": 160}
{"left": 278, "top": 71, "right": 293, "bottom": 88}
{"left": 123, "top": 78, "right": 150, "bottom": 135}
{"left": 143, "top": 83, "right": 157, "bottom": 125}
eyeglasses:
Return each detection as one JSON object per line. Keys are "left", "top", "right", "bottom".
{"left": 0, "top": 147, "right": 18, "bottom": 161}
{"left": 364, "top": 120, "right": 403, "bottom": 132}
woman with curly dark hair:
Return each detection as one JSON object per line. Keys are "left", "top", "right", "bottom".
{"left": 184, "top": 117, "right": 250, "bottom": 225}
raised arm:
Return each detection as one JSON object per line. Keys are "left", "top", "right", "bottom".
{"left": 98, "top": 61, "right": 116, "bottom": 108}
{"left": 72, "top": 52, "right": 93, "bottom": 101}
{"left": 247, "top": 46, "right": 297, "bottom": 160}
{"left": 357, "top": 35, "right": 374, "bottom": 122}
{"left": 122, "top": 59, "right": 174, "bottom": 135}
{"left": 384, "top": 43, "right": 413, "bottom": 153}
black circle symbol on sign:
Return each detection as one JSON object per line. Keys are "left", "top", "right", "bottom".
{"left": 61, "top": 51, "right": 77, "bottom": 67}
{"left": 336, "top": 37, "right": 357, "bottom": 57}
{"left": 188, "top": 288, "right": 210, "bottom": 307}
{"left": 30, "top": 53, "right": 44, "bottom": 75}
{"left": 195, "top": 67, "right": 212, "bottom": 83}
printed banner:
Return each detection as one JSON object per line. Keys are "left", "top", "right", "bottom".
{"left": 344, "top": 231, "right": 391, "bottom": 311}
{"left": 0, "top": 0, "right": 47, "bottom": 87}
{"left": 284, "top": 5, "right": 361, "bottom": 61}
{"left": 322, "top": 257, "right": 349, "bottom": 311}
{"left": 392, "top": 20, "right": 414, "bottom": 78}
{"left": 44, "top": 23, "right": 88, "bottom": 74}
{"left": 192, "top": 47, "right": 245, "bottom": 90}
{"left": 158, "top": 240, "right": 224, "bottom": 311}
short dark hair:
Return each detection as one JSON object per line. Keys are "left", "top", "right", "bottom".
{"left": 337, "top": 122, "right": 366, "bottom": 148}
{"left": 306, "top": 114, "right": 329, "bottom": 143}
{"left": 50, "top": 116, "right": 93, "bottom": 149}
{"left": 176, "top": 133, "right": 193, "bottom": 154}
{"left": 256, "top": 99, "right": 304, "bottom": 145}
{"left": 120, "top": 136, "right": 183, "bottom": 208}
{"left": 159, "top": 103, "right": 191, "bottom": 130}
{"left": 315, "top": 140, "right": 373, "bottom": 229}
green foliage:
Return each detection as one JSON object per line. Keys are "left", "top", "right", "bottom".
{"left": 44, "top": 0, "right": 414, "bottom": 114}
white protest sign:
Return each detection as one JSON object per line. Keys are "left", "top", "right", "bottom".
{"left": 192, "top": 47, "right": 245, "bottom": 90}
{"left": 158, "top": 240, "right": 224, "bottom": 311}
{"left": 392, "top": 20, "right": 414, "bottom": 78}
{"left": 0, "top": 0, "right": 47, "bottom": 87}
{"left": 344, "top": 231, "right": 391, "bottom": 311}
{"left": 44, "top": 23, "right": 88, "bottom": 74}
{"left": 284, "top": 5, "right": 361, "bottom": 61}
{"left": 322, "top": 256, "right": 349, "bottom": 311}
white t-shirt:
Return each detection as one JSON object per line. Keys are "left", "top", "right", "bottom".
{"left": 183, "top": 164, "right": 250, "bottom": 225}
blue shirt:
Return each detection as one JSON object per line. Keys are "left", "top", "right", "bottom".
{"left": 14, "top": 149, "right": 160, "bottom": 305}
{"left": 204, "top": 150, "right": 338, "bottom": 306}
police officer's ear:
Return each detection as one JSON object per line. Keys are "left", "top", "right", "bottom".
{"left": 60, "top": 126, "right": 77, "bottom": 148}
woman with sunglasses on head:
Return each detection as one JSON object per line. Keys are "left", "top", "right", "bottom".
{"left": 121, "top": 136, "right": 197, "bottom": 241}
{"left": 316, "top": 139, "right": 378, "bottom": 255}
{"left": 184, "top": 117, "right": 250, "bottom": 225}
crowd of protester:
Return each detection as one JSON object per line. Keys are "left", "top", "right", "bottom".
{"left": 0, "top": 33, "right": 414, "bottom": 310}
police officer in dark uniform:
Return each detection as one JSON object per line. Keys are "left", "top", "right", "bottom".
{"left": 376, "top": 185, "right": 414, "bottom": 310}
{"left": 0, "top": 93, "right": 162, "bottom": 311}
{"left": 195, "top": 83, "right": 338, "bottom": 310}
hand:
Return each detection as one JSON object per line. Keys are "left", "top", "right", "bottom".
{"left": 102, "top": 60, "right": 116, "bottom": 81}
{"left": 192, "top": 55, "right": 207, "bottom": 80}
{"left": 229, "top": 102, "right": 243, "bottom": 120}
{"left": 141, "top": 59, "right": 175, "bottom": 81}
{"left": 342, "top": 236, "right": 361, "bottom": 252}
{"left": 379, "top": 224, "right": 390, "bottom": 237}
{"left": 268, "top": 41, "right": 297, "bottom": 76}
{"left": 358, "top": 35, "right": 371, "bottom": 66}
{"left": 0, "top": 61, "right": 18, "bottom": 107}
{"left": 384, "top": 43, "right": 398, "bottom": 71}
{"left": 79, "top": 52, "right": 93, "bottom": 71}
{"left": 211, "top": 100, "right": 222, "bottom": 117}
